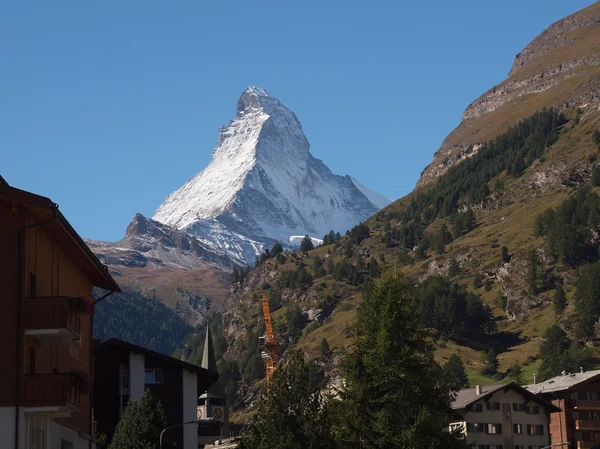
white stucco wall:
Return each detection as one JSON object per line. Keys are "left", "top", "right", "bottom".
{"left": 1, "top": 406, "right": 24, "bottom": 449}
{"left": 464, "top": 388, "right": 550, "bottom": 448}
{"left": 49, "top": 420, "right": 95, "bottom": 449}
{"left": 182, "top": 370, "right": 198, "bottom": 449}
{"left": 129, "top": 351, "right": 145, "bottom": 401}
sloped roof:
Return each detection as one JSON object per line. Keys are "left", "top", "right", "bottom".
{"left": 526, "top": 370, "right": 600, "bottom": 394}
{"left": 0, "top": 175, "right": 120, "bottom": 292}
{"left": 452, "top": 382, "right": 560, "bottom": 412}
{"left": 200, "top": 327, "right": 226, "bottom": 398}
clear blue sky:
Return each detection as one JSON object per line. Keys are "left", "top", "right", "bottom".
{"left": 2, "top": 1, "right": 595, "bottom": 241}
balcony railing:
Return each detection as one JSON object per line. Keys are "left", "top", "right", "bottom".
{"left": 574, "top": 399, "right": 600, "bottom": 409}
{"left": 577, "top": 441, "right": 600, "bottom": 449}
{"left": 576, "top": 419, "right": 600, "bottom": 430}
{"left": 23, "top": 373, "right": 80, "bottom": 412}
{"left": 24, "top": 296, "right": 81, "bottom": 343}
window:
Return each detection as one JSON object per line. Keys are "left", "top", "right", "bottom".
{"left": 515, "top": 446, "right": 524, "bottom": 449}
{"left": 527, "top": 405, "right": 540, "bottom": 414}
{"left": 512, "top": 403, "right": 526, "bottom": 412}
{"left": 473, "top": 403, "right": 483, "bottom": 412}
{"left": 526, "top": 424, "right": 544, "bottom": 435}
{"left": 210, "top": 398, "right": 226, "bottom": 406}
{"left": 469, "top": 422, "right": 485, "bottom": 433}
{"left": 486, "top": 423, "right": 502, "bottom": 434}
{"left": 486, "top": 402, "right": 500, "bottom": 411}
{"left": 144, "top": 368, "right": 163, "bottom": 384}
{"left": 61, "top": 440, "right": 74, "bottom": 449}
{"left": 513, "top": 423, "right": 522, "bottom": 434}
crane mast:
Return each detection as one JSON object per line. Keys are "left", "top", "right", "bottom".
{"left": 259, "top": 294, "right": 278, "bottom": 383}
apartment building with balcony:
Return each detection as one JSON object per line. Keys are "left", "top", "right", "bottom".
{"left": 93, "top": 338, "right": 219, "bottom": 449}
{"left": 450, "top": 383, "right": 560, "bottom": 449}
{"left": 526, "top": 369, "right": 600, "bottom": 449}
{"left": 0, "top": 175, "right": 120, "bottom": 449}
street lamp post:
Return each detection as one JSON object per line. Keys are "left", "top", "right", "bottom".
{"left": 159, "top": 420, "right": 199, "bottom": 449}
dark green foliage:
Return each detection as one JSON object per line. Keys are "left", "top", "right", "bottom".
{"left": 484, "top": 279, "right": 493, "bottom": 291}
{"left": 539, "top": 325, "right": 594, "bottom": 381}
{"left": 451, "top": 207, "right": 476, "bottom": 238}
{"left": 94, "top": 290, "right": 192, "bottom": 356}
{"left": 322, "top": 230, "right": 342, "bottom": 246}
{"left": 243, "top": 352, "right": 266, "bottom": 383}
{"left": 278, "top": 261, "right": 313, "bottom": 290}
{"left": 534, "top": 187, "right": 600, "bottom": 266}
{"left": 301, "top": 235, "right": 314, "bottom": 252}
{"left": 285, "top": 306, "right": 308, "bottom": 340}
{"left": 575, "top": 262, "right": 600, "bottom": 338}
{"left": 397, "top": 249, "right": 413, "bottom": 266}
{"left": 320, "top": 338, "right": 331, "bottom": 357}
{"left": 218, "top": 359, "right": 243, "bottom": 409}
{"left": 507, "top": 363, "right": 524, "bottom": 384}
{"left": 472, "top": 273, "right": 483, "bottom": 289}
{"left": 443, "top": 354, "right": 469, "bottom": 390}
{"left": 501, "top": 246, "right": 510, "bottom": 263}
{"left": 108, "top": 389, "right": 167, "bottom": 449}
{"left": 348, "top": 223, "right": 371, "bottom": 245}
{"left": 447, "top": 258, "right": 459, "bottom": 277}
{"left": 592, "top": 165, "right": 600, "bottom": 187}
{"left": 271, "top": 242, "right": 284, "bottom": 258}
{"left": 387, "top": 109, "right": 565, "bottom": 253}
{"left": 239, "top": 352, "right": 335, "bottom": 449}
{"left": 419, "top": 276, "right": 496, "bottom": 340}
{"left": 553, "top": 284, "right": 567, "bottom": 314}
{"left": 527, "top": 250, "right": 543, "bottom": 295}
{"left": 593, "top": 129, "right": 600, "bottom": 150}
{"left": 481, "top": 349, "right": 499, "bottom": 377}
{"left": 334, "top": 271, "right": 463, "bottom": 449}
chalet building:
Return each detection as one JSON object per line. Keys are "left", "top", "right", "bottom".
{"left": 197, "top": 327, "right": 230, "bottom": 446}
{"left": 0, "top": 175, "right": 120, "bottom": 449}
{"left": 93, "top": 338, "right": 219, "bottom": 449}
{"left": 450, "top": 383, "right": 560, "bottom": 449}
{"left": 526, "top": 369, "right": 600, "bottom": 449}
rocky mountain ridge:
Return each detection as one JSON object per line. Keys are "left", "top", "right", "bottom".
{"left": 417, "top": 1, "right": 600, "bottom": 188}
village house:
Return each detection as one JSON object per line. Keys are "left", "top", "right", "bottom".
{"left": 93, "top": 338, "right": 219, "bottom": 449}
{"left": 450, "top": 383, "right": 560, "bottom": 449}
{"left": 526, "top": 369, "right": 600, "bottom": 449}
{"left": 0, "top": 175, "right": 120, "bottom": 449}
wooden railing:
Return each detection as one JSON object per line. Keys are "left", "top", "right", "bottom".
{"left": 576, "top": 419, "right": 600, "bottom": 429}
{"left": 23, "top": 373, "right": 80, "bottom": 410}
{"left": 24, "top": 296, "right": 81, "bottom": 336}
{"left": 574, "top": 399, "right": 600, "bottom": 409}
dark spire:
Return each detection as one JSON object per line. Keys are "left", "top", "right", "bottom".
{"left": 200, "top": 325, "right": 226, "bottom": 398}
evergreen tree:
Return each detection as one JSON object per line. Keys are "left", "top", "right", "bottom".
{"left": 271, "top": 242, "right": 284, "bottom": 258}
{"left": 538, "top": 325, "right": 571, "bottom": 381}
{"left": 481, "top": 349, "right": 498, "bottom": 377}
{"left": 507, "top": 363, "right": 524, "bottom": 385}
{"left": 320, "top": 338, "right": 331, "bottom": 357}
{"left": 443, "top": 354, "right": 469, "bottom": 391}
{"left": 334, "top": 270, "right": 463, "bottom": 449}
{"left": 473, "top": 273, "right": 483, "bottom": 289}
{"left": 501, "top": 246, "right": 510, "bottom": 263}
{"left": 593, "top": 129, "right": 600, "bottom": 150}
{"left": 301, "top": 236, "right": 314, "bottom": 252}
{"left": 239, "top": 352, "right": 335, "bottom": 449}
{"left": 575, "top": 261, "right": 600, "bottom": 338}
{"left": 527, "top": 250, "right": 543, "bottom": 295}
{"left": 448, "top": 258, "right": 459, "bottom": 277}
{"left": 553, "top": 284, "right": 567, "bottom": 315}
{"left": 592, "top": 165, "right": 600, "bottom": 187}
{"left": 108, "top": 389, "right": 167, "bottom": 449}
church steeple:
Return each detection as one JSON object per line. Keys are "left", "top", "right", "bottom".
{"left": 198, "top": 324, "right": 230, "bottom": 441}
{"left": 200, "top": 326, "right": 226, "bottom": 398}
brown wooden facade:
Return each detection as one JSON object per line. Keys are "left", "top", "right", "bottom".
{"left": 0, "top": 175, "right": 119, "bottom": 446}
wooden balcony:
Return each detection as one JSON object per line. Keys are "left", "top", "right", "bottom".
{"left": 574, "top": 399, "right": 600, "bottom": 410}
{"left": 24, "top": 296, "right": 81, "bottom": 343}
{"left": 576, "top": 419, "right": 600, "bottom": 430}
{"left": 23, "top": 373, "right": 80, "bottom": 415}
{"left": 577, "top": 441, "right": 600, "bottom": 449}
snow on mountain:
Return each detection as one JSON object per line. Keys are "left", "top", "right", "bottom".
{"left": 350, "top": 177, "right": 392, "bottom": 209}
{"left": 289, "top": 236, "right": 324, "bottom": 248}
{"left": 153, "top": 87, "right": 389, "bottom": 263}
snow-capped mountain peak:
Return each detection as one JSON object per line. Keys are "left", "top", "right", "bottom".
{"left": 153, "top": 87, "right": 391, "bottom": 263}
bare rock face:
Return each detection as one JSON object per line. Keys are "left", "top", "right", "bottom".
{"left": 416, "top": 2, "right": 600, "bottom": 189}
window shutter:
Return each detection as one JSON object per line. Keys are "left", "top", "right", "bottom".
{"left": 512, "top": 403, "right": 518, "bottom": 411}
{"left": 496, "top": 423, "right": 502, "bottom": 434}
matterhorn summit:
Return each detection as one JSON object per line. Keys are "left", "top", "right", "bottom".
{"left": 153, "top": 87, "right": 390, "bottom": 263}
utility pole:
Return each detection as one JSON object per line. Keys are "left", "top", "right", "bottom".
{"left": 159, "top": 420, "right": 199, "bottom": 449}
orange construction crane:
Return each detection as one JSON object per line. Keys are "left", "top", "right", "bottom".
{"left": 259, "top": 294, "right": 278, "bottom": 383}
